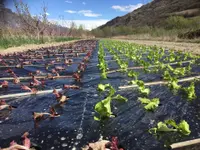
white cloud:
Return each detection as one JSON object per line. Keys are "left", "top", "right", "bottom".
{"left": 82, "top": 2, "right": 86, "bottom": 5}
{"left": 49, "top": 19, "right": 109, "bottom": 30}
{"left": 46, "top": 12, "right": 50, "bottom": 16}
{"left": 65, "top": 0, "right": 72, "bottom": 3}
{"left": 111, "top": 3, "right": 143, "bottom": 12}
{"left": 78, "top": 10, "right": 101, "bottom": 17}
{"left": 64, "top": 9, "right": 101, "bottom": 17}
{"left": 64, "top": 10, "right": 77, "bottom": 13}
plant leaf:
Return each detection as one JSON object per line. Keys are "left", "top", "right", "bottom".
{"left": 128, "top": 71, "right": 139, "bottom": 79}
{"left": 167, "top": 64, "right": 174, "bottom": 71}
{"left": 157, "top": 122, "right": 177, "bottom": 132}
{"left": 168, "top": 80, "right": 181, "bottom": 91}
{"left": 139, "top": 98, "right": 160, "bottom": 111}
{"left": 149, "top": 120, "right": 191, "bottom": 136}
{"left": 129, "top": 80, "right": 137, "bottom": 85}
{"left": 165, "top": 119, "right": 179, "bottom": 128}
{"left": 138, "top": 97, "right": 151, "bottom": 104}
{"left": 97, "top": 83, "right": 110, "bottom": 92}
{"left": 112, "top": 94, "right": 128, "bottom": 102}
{"left": 139, "top": 87, "right": 150, "bottom": 96}
{"left": 109, "top": 86, "right": 116, "bottom": 97}
{"left": 101, "top": 72, "right": 107, "bottom": 79}
{"left": 136, "top": 80, "right": 145, "bottom": 87}
{"left": 178, "top": 120, "right": 191, "bottom": 135}
{"left": 163, "top": 70, "right": 172, "bottom": 81}
{"left": 94, "top": 96, "right": 112, "bottom": 119}
{"left": 149, "top": 122, "right": 177, "bottom": 134}
{"left": 183, "top": 82, "right": 196, "bottom": 100}
{"left": 94, "top": 116, "right": 100, "bottom": 121}
{"left": 144, "top": 98, "right": 160, "bottom": 111}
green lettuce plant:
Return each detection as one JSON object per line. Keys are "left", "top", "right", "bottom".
{"left": 129, "top": 80, "right": 150, "bottom": 96}
{"left": 182, "top": 82, "right": 196, "bottom": 100}
{"left": 149, "top": 119, "right": 191, "bottom": 136}
{"left": 138, "top": 97, "right": 160, "bottom": 111}
{"left": 94, "top": 84, "right": 128, "bottom": 121}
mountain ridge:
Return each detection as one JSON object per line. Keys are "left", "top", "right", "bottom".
{"left": 99, "top": 0, "right": 200, "bottom": 29}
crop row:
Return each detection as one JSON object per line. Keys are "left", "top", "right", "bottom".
{"left": 95, "top": 39, "right": 200, "bottom": 147}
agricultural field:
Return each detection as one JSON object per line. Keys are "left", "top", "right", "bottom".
{"left": 0, "top": 39, "right": 200, "bottom": 150}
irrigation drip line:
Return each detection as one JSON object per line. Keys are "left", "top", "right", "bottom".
{"left": 105, "top": 58, "right": 129, "bottom": 63}
{"left": 24, "top": 51, "right": 86, "bottom": 55}
{"left": 104, "top": 54, "right": 125, "bottom": 58}
{"left": 119, "top": 75, "right": 200, "bottom": 89}
{"left": 170, "top": 138, "right": 200, "bottom": 149}
{"left": 0, "top": 88, "right": 63, "bottom": 99}
{"left": 1, "top": 51, "right": 88, "bottom": 60}
{"left": 0, "top": 75, "right": 73, "bottom": 81}
{"left": 0, "top": 62, "right": 80, "bottom": 68}
{"left": 25, "top": 52, "right": 87, "bottom": 57}
{"left": 1, "top": 57, "right": 83, "bottom": 62}
{"left": 2, "top": 54, "right": 86, "bottom": 60}
{"left": 4, "top": 48, "right": 89, "bottom": 54}
{"left": 27, "top": 50, "right": 88, "bottom": 53}
{"left": 5, "top": 54, "right": 85, "bottom": 59}
{"left": 106, "top": 60, "right": 192, "bottom": 74}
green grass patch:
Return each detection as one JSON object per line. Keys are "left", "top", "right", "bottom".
{"left": 0, "top": 36, "right": 80, "bottom": 49}
{"left": 53, "top": 37, "right": 80, "bottom": 42}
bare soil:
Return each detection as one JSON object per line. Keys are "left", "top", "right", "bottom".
{"left": 1, "top": 38, "right": 199, "bottom": 56}
{"left": 113, "top": 39, "right": 200, "bottom": 55}
{"left": 0, "top": 40, "right": 83, "bottom": 55}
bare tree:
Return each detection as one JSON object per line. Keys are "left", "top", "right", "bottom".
{"left": 14, "top": 0, "right": 48, "bottom": 42}
{"left": 68, "top": 21, "right": 77, "bottom": 37}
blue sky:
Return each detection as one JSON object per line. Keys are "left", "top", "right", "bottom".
{"left": 6, "top": 0, "right": 151, "bottom": 30}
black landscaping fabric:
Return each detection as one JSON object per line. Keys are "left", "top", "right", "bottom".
{"left": 0, "top": 40, "right": 200, "bottom": 150}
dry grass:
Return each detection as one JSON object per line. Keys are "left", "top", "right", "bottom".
{"left": 171, "top": 8, "right": 200, "bottom": 17}
{"left": 0, "top": 39, "right": 84, "bottom": 55}
{"left": 111, "top": 38, "right": 200, "bottom": 55}
{"left": 112, "top": 35, "right": 179, "bottom": 42}
{"left": 112, "top": 35, "right": 200, "bottom": 43}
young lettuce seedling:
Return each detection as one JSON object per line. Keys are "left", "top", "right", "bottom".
{"left": 182, "top": 82, "right": 196, "bottom": 100}
{"left": 138, "top": 97, "right": 160, "bottom": 111}
{"left": 149, "top": 119, "right": 191, "bottom": 136}
{"left": 167, "top": 79, "right": 181, "bottom": 92}
{"left": 129, "top": 80, "right": 150, "bottom": 96}
{"left": 95, "top": 84, "right": 128, "bottom": 121}
{"left": 127, "top": 71, "right": 139, "bottom": 79}
{"left": 97, "top": 83, "right": 110, "bottom": 92}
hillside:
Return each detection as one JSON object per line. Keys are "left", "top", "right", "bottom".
{"left": 0, "top": 5, "right": 17, "bottom": 27}
{"left": 99, "top": 0, "right": 200, "bottom": 29}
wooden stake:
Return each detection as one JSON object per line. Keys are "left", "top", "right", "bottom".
{"left": 170, "top": 138, "right": 200, "bottom": 149}
{"left": 119, "top": 75, "right": 200, "bottom": 89}
{"left": 0, "top": 88, "right": 63, "bottom": 99}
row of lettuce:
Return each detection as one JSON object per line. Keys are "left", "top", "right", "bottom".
{"left": 94, "top": 40, "right": 200, "bottom": 144}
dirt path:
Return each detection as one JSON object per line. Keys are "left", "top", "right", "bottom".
{"left": 1, "top": 39, "right": 199, "bottom": 55}
{"left": 113, "top": 39, "right": 200, "bottom": 55}
{"left": 0, "top": 39, "right": 83, "bottom": 55}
